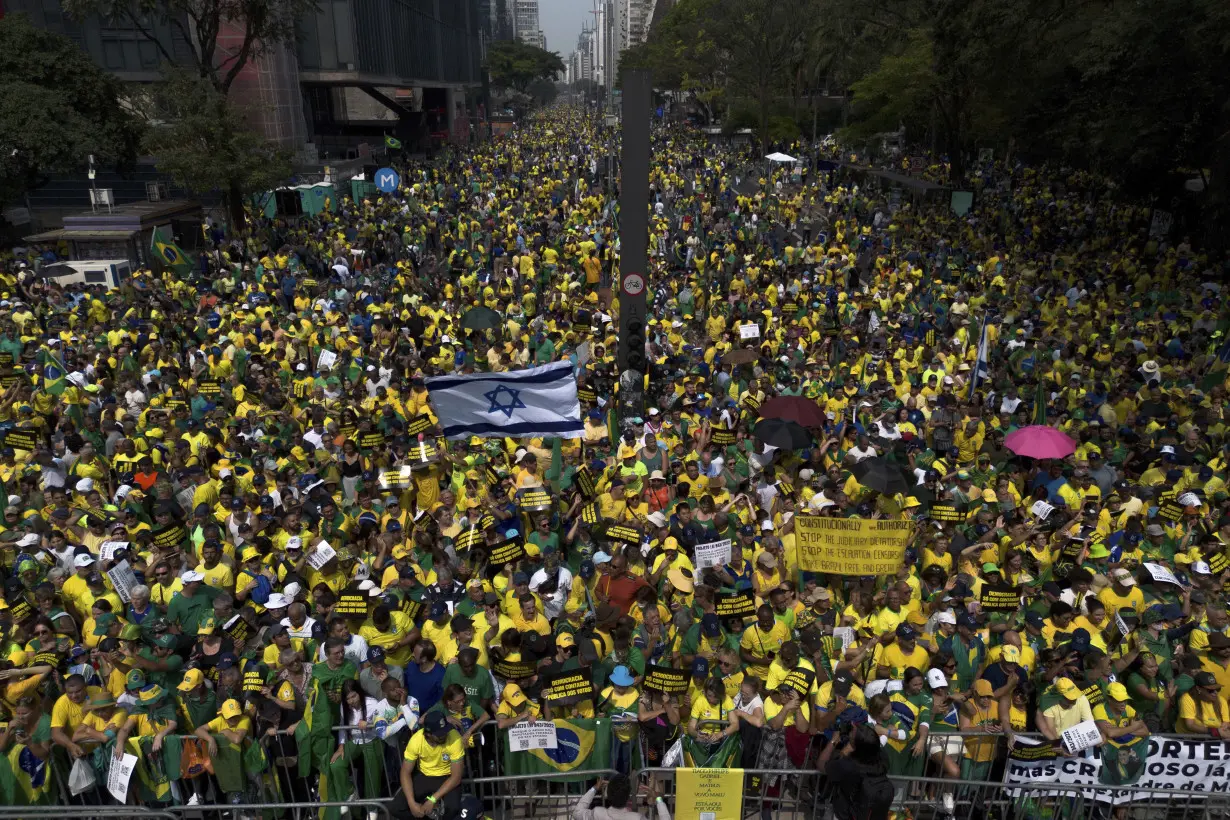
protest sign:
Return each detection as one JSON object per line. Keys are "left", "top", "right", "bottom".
{"left": 833, "top": 626, "right": 855, "bottom": 653}
{"left": 492, "top": 658, "right": 539, "bottom": 681}
{"left": 677, "top": 766, "right": 744, "bottom": 820}
{"left": 1002, "top": 734, "right": 1213, "bottom": 803}
{"left": 784, "top": 668, "right": 816, "bottom": 696}
{"left": 715, "top": 590, "right": 756, "bottom": 618}
{"left": 929, "top": 504, "right": 962, "bottom": 522}
{"left": 643, "top": 665, "right": 689, "bottom": 694}
{"left": 453, "top": 527, "right": 485, "bottom": 552}
{"left": 694, "top": 539, "right": 732, "bottom": 569}
{"left": 197, "top": 378, "right": 222, "bottom": 396}
{"left": 307, "top": 541, "right": 335, "bottom": 570}
{"left": 489, "top": 535, "right": 526, "bottom": 566}
{"left": 1061, "top": 720, "right": 1103, "bottom": 754}
{"left": 316, "top": 349, "right": 338, "bottom": 371}
{"left": 710, "top": 424, "right": 736, "bottom": 446}
{"left": 575, "top": 465, "right": 597, "bottom": 499}
{"left": 1143, "top": 562, "right": 1181, "bottom": 586}
{"left": 400, "top": 598, "right": 424, "bottom": 622}
{"left": 406, "top": 414, "right": 433, "bottom": 436}
{"left": 99, "top": 540, "right": 129, "bottom": 563}
{"left": 603, "top": 525, "right": 642, "bottom": 546}
{"left": 4, "top": 429, "right": 38, "bottom": 452}
{"left": 794, "top": 516, "right": 913, "bottom": 575}
{"left": 978, "top": 584, "right": 1021, "bottom": 613}
{"left": 739, "top": 324, "right": 760, "bottom": 340}
{"left": 106, "top": 560, "right": 138, "bottom": 604}
{"left": 151, "top": 524, "right": 187, "bottom": 550}
{"left": 335, "top": 593, "right": 370, "bottom": 617}
{"left": 358, "top": 431, "right": 386, "bottom": 449}
{"left": 543, "top": 668, "right": 596, "bottom": 701}
{"left": 107, "top": 753, "right": 138, "bottom": 802}
{"left": 378, "top": 466, "right": 415, "bottom": 489}
{"left": 242, "top": 666, "right": 265, "bottom": 692}
{"left": 224, "top": 613, "right": 251, "bottom": 643}
{"left": 1156, "top": 499, "right": 1185, "bottom": 523}
{"left": 508, "top": 722, "right": 559, "bottom": 752}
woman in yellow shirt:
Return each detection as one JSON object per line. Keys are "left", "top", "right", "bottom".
{"left": 687, "top": 677, "right": 738, "bottom": 752}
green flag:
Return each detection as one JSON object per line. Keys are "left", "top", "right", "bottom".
{"left": 385, "top": 135, "right": 402, "bottom": 150}
{"left": 150, "top": 226, "right": 193, "bottom": 276}
{"left": 501, "top": 718, "right": 612, "bottom": 780}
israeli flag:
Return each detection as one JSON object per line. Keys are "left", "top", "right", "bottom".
{"left": 425, "top": 361, "right": 583, "bottom": 440}
{"left": 968, "top": 314, "right": 990, "bottom": 398}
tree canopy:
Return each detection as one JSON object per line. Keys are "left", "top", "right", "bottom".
{"left": 486, "top": 39, "right": 566, "bottom": 95}
{"left": 0, "top": 14, "right": 142, "bottom": 208}
{"left": 631, "top": 0, "right": 1230, "bottom": 228}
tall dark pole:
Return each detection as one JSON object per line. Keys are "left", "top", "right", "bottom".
{"left": 616, "top": 69, "right": 652, "bottom": 426}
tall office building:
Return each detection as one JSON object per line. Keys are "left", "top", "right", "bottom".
{"left": 512, "top": 0, "right": 545, "bottom": 49}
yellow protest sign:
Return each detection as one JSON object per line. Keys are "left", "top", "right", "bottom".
{"left": 795, "top": 515, "right": 913, "bottom": 575}
{"left": 676, "top": 766, "right": 743, "bottom": 820}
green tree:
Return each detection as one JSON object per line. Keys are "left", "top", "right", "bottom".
{"left": 64, "top": 0, "right": 314, "bottom": 227}
{"left": 486, "top": 40, "right": 566, "bottom": 95}
{"left": 141, "top": 70, "right": 292, "bottom": 228}
{"left": 64, "top": 0, "right": 316, "bottom": 93}
{"left": 0, "top": 14, "right": 142, "bottom": 208}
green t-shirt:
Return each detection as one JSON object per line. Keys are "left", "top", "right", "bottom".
{"left": 166, "top": 585, "right": 221, "bottom": 634}
{"left": 441, "top": 663, "right": 495, "bottom": 713}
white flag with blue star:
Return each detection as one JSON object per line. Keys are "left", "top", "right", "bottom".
{"left": 425, "top": 361, "right": 583, "bottom": 440}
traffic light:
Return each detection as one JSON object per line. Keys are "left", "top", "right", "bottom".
{"left": 625, "top": 318, "right": 647, "bottom": 372}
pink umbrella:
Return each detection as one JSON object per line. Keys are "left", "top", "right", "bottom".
{"left": 1003, "top": 425, "right": 1076, "bottom": 460}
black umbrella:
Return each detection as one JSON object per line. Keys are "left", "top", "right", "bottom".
{"left": 752, "top": 418, "right": 811, "bottom": 450}
{"left": 460, "top": 307, "right": 501, "bottom": 333}
{"left": 851, "top": 456, "right": 911, "bottom": 495}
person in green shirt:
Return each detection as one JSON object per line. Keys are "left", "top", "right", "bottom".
{"left": 679, "top": 613, "right": 739, "bottom": 667}
{"left": 129, "top": 633, "right": 186, "bottom": 689}
{"left": 166, "top": 574, "right": 221, "bottom": 643}
{"left": 175, "top": 668, "right": 218, "bottom": 732}
{"left": 440, "top": 647, "right": 495, "bottom": 715}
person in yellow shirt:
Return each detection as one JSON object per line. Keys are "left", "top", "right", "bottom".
{"left": 510, "top": 594, "right": 551, "bottom": 636}
{"left": 196, "top": 540, "right": 233, "bottom": 591}
{"left": 194, "top": 698, "right": 251, "bottom": 761}
{"left": 739, "top": 605, "right": 790, "bottom": 681}
{"left": 1097, "top": 568, "right": 1145, "bottom": 618}
{"left": 360, "top": 604, "right": 418, "bottom": 669}
{"left": 877, "top": 623, "right": 931, "bottom": 680}
{"left": 50, "top": 675, "right": 101, "bottom": 758}
{"left": 687, "top": 677, "right": 738, "bottom": 747}
{"left": 1176, "top": 671, "right": 1230, "bottom": 735}
{"left": 398, "top": 711, "right": 466, "bottom": 816}
{"left": 72, "top": 691, "right": 128, "bottom": 754}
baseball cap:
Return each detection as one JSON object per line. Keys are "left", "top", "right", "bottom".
{"left": 1001, "top": 645, "right": 1021, "bottom": 663}
{"left": 216, "top": 652, "right": 239, "bottom": 670}
{"left": 832, "top": 671, "right": 854, "bottom": 697}
{"left": 1108, "top": 683, "right": 1131, "bottom": 702}
{"left": 973, "top": 679, "right": 994, "bottom": 697}
{"left": 423, "top": 710, "right": 449, "bottom": 737}
{"left": 701, "top": 612, "right": 721, "bottom": 637}
{"left": 457, "top": 794, "right": 485, "bottom": 820}
{"left": 556, "top": 632, "right": 576, "bottom": 649}
{"left": 182, "top": 570, "right": 204, "bottom": 583}
{"left": 1111, "top": 568, "right": 1136, "bottom": 586}
{"left": 367, "top": 647, "right": 386, "bottom": 664}
{"left": 936, "top": 611, "right": 957, "bottom": 626}
{"left": 1055, "top": 677, "right": 1080, "bottom": 699}
{"left": 74, "top": 554, "right": 96, "bottom": 568}
{"left": 220, "top": 699, "right": 243, "bottom": 719}
{"left": 895, "top": 623, "right": 917, "bottom": 640}
{"left": 691, "top": 657, "right": 709, "bottom": 677}
{"left": 178, "top": 669, "right": 204, "bottom": 691}
{"left": 1194, "top": 561, "right": 1213, "bottom": 576}
{"left": 926, "top": 669, "right": 948, "bottom": 690}
{"left": 1194, "top": 671, "right": 1219, "bottom": 689}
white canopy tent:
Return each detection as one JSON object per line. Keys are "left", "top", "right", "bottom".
{"left": 765, "top": 152, "right": 798, "bottom": 163}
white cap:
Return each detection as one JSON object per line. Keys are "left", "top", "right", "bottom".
{"left": 265, "top": 593, "right": 290, "bottom": 609}
{"left": 1193, "top": 561, "right": 1213, "bottom": 575}
{"left": 182, "top": 570, "right": 205, "bottom": 583}
{"left": 74, "top": 553, "right": 95, "bottom": 567}
{"left": 75, "top": 477, "right": 94, "bottom": 492}
{"left": 943, "top": 376, "right": 954, "bottom": 385}
{"left": 864, "top": 679, "right": 889, "bottom": 699}
{"left": 927, "top": 668, "right": 949, "bottom": 689}
{"left": 7, "top": 494, "right": 20, "bottom": 507}
{"left": 593, "top": 551, "right": 612, "bottom": 564}
{"left": 798, "top": 469, "right": 814, "bottom": 481}
{"left": 115, "top": 485, "right": 133, "bottom": 500}
{"left": 1112, "top": 568, "right": 1136, "bottom": 586}
{"left": 358, "top": 579, "right": 375, "bottom": 591}
{"left": 936, "top": 611, "right": 957, "bottom": 626}
{"left": 514, "top": 448, "right": 528, "bottom": 463}
{"left": 648, "top": 408, "right": 659, "bottom": 416}
{"left": 367, "top": 587, "right": 383, "bottom": 598}
{"left": 285, "top": 536, "right": 303, "bottom": 551}
{"left": 282, "top": 581, "right": 303, "bottom": 599}
{"left": 1179, "top": 492, "right": 1201, "bottom": 507}
{"left": 17, "top": 533, "right": 39, "bottom": 547}
{"left": 1160, "top": 445, "right": 1176, "bottom": 455}
{"left": 441, "top": 334, "right": 452, "bottom": 344}
{"left": 296, "top": 363, "right": 307, "bottom": 371}
{"left": 218, "top": 468, "right": 232, "bottom": 478}
{"left": 761, "top": 519, "right": 774, "bottom": 531}
{"left": 647, "top": 512, "right": 667, "bottom": 528}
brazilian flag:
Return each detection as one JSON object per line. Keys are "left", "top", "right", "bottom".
{"left": 682, "top": 732, "right": 741, "bottom": 768}
{"left": 386, "top": 135, "right": 402, "bottom": 150}
{"left": 150, "top": 226, "right": 193, "bottom": 276}
{"left": 502, "top": 718, "right": 612, "bottom": 781}
{"left": 1099, "top": 734, "right": 1148, "bottom": 786}
{"left": 36, "top": 347, "right": 67, "bottom": 396}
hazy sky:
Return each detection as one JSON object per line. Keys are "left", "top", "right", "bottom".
{"left": 539, "top": 0, "right": 592, "bottom": 55}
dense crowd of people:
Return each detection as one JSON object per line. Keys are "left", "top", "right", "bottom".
{"left": 1, "top": 110, "right": 1229, "bottom": 820}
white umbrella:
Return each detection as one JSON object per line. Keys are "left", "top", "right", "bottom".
{"left": 765, "top": 152, "right": 798, "bottom": 163}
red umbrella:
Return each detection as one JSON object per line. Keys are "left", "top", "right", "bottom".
{"left": 1003, "top": 425, "right": 1076, "bottom": 460}
{"left": 758, "top": 396, "right": 827, "bottom": 428}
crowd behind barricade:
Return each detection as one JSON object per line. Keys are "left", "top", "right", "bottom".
{"left": 2, "top": 111, "right": 1230, "bottom": 820}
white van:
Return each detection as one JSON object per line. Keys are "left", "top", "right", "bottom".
{"left": 38, "top": 259, "right": 133, "bottom": 290}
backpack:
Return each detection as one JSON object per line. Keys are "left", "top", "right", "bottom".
{"left": 856, "top": 771, "right": 895, "bottom": 820}
{"left": 249, "top": 573, "right": 274, "bottom": 606}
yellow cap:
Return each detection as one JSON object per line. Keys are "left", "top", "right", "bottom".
{"left": 1108, "top": 682, "right": 1130, "bottom": 702}
{"left": 220, "top": 698, "right": 243, "bottom": 719}
{"left": 1055, "top": 677, "right": 1080, "bottom": 699}
{"left": 178, "top": 668, "right": 204, "bottom": 692}
{"left": 241, "top": 546, "right": 261, "bottom": 563}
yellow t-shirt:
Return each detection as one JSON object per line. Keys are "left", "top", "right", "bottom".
{"left": 403, "top": 728, "right": 465, "bottom": 776}
{"left": 690, "top": 695, "right": 734, "bottom": 725}
{"left": 205, "top": 715, "right": 252, "bottom": 738}
{"left": 763, "top": 696, "right": 811, "bottom": 727}
{"left": 739, "top": 622, "right": 790, "bottom": 679}
{"left": 51, "top": 688, "right": 103, "bottom": 734}
{"left": 1178, "top": 693, "right": 1230, "bottom": 729}
{"left": 360, "top": 612, "right": 416, "bottom": 668}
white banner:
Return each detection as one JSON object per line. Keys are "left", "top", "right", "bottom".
{"left": 508, "top": 722, "right": 559, "bottom": 752}
{"left": 1143, "top": 562, "right": 1180, "bottom": 586}
{"left": 694, "top": 539, "right": 732, "bottom": 569}
{"left": 107, "top": 752, "right": 138, "bottom": 802}
{"left": 306, "top": 541, "right": 335, "bottom": 570}
{"left": 106, "top": 559, "right": 138, "bottom": 604}
{"left": 1004, "top": 735, "right": 1230, "bottom": 804}
{"left": 739, "top": 324, "right": 760, "bottom": 340}
{"left": 99, "top": 540, "right": 129, "bottom": 563}
{"left": 317, "top": 349, "right": 338, "bottom": 371}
